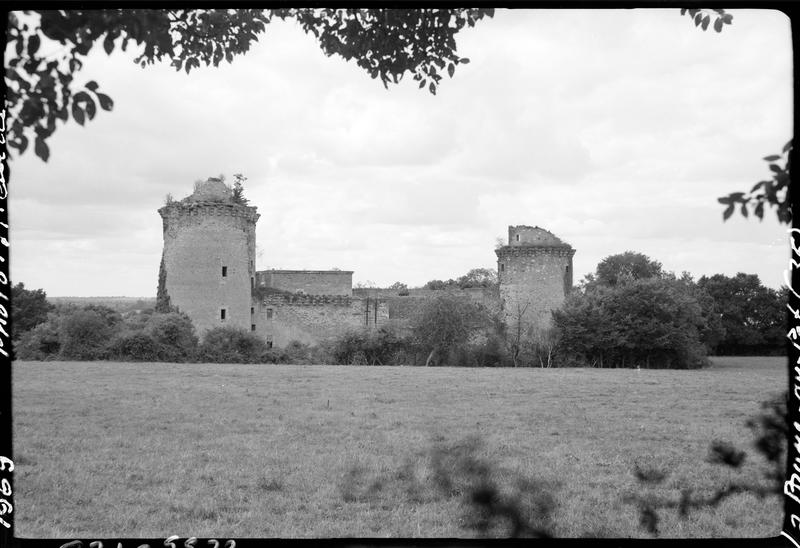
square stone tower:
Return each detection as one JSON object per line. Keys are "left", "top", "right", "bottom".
{"left": 495, "top": 225, "right": 575, "bottom": 333}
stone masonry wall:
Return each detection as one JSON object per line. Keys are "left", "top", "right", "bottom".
{"left": 496, "top": 246, "right": 574, "bottom": 332}
{"left": 255, "top": 270, "right": 353, "bottom": 296}
{"left": 160, "top": 202, "right": 258, "bottom": 335}
{"left": 252, "top": 294, "right": 388, "bottom": 347}
{"left": 352, "top": 287, "right": 501, "bottom": 331}
{"left": 507, "top": 225, "right": 565, "bottom": 247}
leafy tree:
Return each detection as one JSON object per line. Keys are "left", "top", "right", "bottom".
{"left": 677, "top": 276, "right": 726, "bottom": 354}
{"left": 14, "top": 315, "right": 61, "bottom": 360}
{"left": 524, "top": 327, "right": 560, "bottom": 369}
{"left": 388, "top": 281, "right": 408, "bottom": 291}
{"left": 411, "top": 294, "right": 490, "bottom": 366}
{"left": 697, "top": 273, "right": 785, "bottom": 355}
{"left": 592, "top": 252, "right": 664, "bottom": 288}
{"left": 11, "top": 282, "right": 54, "bottom": 338}
{"left": 423, "top": 279, "right": 455, "bottom": 290}
{"left": 424, "top": 268, "right": 498, "bottom": 291}
{"left": 457, "top": 268, "right": 498, "bottom": 289}
{"left": 59, "top": 307, "right": 119, "bottom": 360}
{"left": 80, "top": 303, "right": 123, "bottom": 328}
{"left": 6, "top": 8, "right": 494, "bottom": 161}
{"left": 553, "top": 278, "right": 709, "bottom": 369}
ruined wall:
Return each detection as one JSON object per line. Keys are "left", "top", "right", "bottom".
{"left": 352, "top": 287, "right": 501, "bottom": 332}
{"left": 507, "top": 225, "right": 565, "bottom": 247}
{"left": 252, "top": 294, "right": 388, "bottom": 348}
{"left": 159, "top": 201, "right": 258, "bottom": 335}
{"left": 255, "top": 270, "right": 353, "bottom": 296}
{"left": 496, "top": 244, "right": 574, "bottom": 332}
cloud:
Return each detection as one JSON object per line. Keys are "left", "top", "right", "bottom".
{"left": 7, "top": 9, "right": 793, "bottom": 295}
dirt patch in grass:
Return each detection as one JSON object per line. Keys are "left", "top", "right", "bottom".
{"left": 12, "top": 357, "right": 785, "bottom": 537}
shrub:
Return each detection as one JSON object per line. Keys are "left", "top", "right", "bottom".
{"left": 264, "top": 340, "right": 323, "bottom": 364}
{"left": 472, "top": 332, "right": 508, "bottom": 367}
{"left": 198, "top": 326, "right": 268, "bottom": 363}
{"left": 107, "top": 332, "right": 162, "bottom": 361}
{"left": 120, "top": 308, "right": 156, "bottom": 332}
{"left": 412, "top": 295, "right": 492, "bottom": 366}
{"left": 330, "top": 328, "right": 406, "bottom": 365}
{"left": 80, "top": 304, "right": 123, "bottom": 329}
{"left": 59, "top": 308, "right": 118, "bottom": 360}
{"left": 14, "top": 318, "right": 61, "bottom": 360}
{"left": 144, "top": 312, "right": 198, "bottom": 361}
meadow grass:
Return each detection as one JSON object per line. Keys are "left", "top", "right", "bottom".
{"left": 12, "top": 356, "right": 785, "bottom": 538}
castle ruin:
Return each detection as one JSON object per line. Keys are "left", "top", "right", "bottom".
{"left": 157, "top": 179, "right": 575, "bottom": 348}
{"left": 495, "top": 225, "right": 576, "bottom": 333}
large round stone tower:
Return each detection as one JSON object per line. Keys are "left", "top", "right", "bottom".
{"left": 495, "top": 225, "right": 576, "bottom": 332}
{"left": 157, "top": 178, "right": 259, "bottom": 335}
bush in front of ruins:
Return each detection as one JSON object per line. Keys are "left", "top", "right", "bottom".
{"left": 107, "top": 331, "right": 163, "bottom": 361}
{"left": 260, "top": 340, "right": 330, "bottom": 364}
{"left": 411, "top": 294, "right": 492, "bottom": 366}
{"left": 144, "top": 311, "right": 198, "bottom": 361}
{"left": 198, "top": 326, "right": 267, "bottom": 363}
{"left": 330, "top": 327, "right": 407, "bottom": 365}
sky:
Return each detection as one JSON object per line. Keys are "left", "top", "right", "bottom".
{"left": 7, "top": 9, "right": 794, "bottom": 296}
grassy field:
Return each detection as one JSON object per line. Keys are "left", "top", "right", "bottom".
{"left": 12, "top": 357, "right": 786, "bottom": 538}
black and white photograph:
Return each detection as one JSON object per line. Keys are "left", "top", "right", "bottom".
{"left": 4, "top": 7, "right": 795, "bottom": 539}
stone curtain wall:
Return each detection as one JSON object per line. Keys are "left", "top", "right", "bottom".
{"left": 159, "top": 202, "right": 258, "bottom": 335}
{"left": 253, "top": 295, "right": 389, "bottom": 347}
{"left": 353, "top": 288, "right": 499, "bottom": 325}
{"left": 255, "top": 270, "right": 353, "bottom": 296}
{"left": 496, "top": 246, "right": 574, "bottom": 332}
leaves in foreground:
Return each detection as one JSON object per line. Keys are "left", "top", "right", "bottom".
{"left": 719, "top": 139, "right": 792, "bottom": 225}
{"left": 625, "top": 392, "right": 786, "bottom": 536}
{"left": 6, "top": 9, "right": 494, "bottom": 161}
{"left": 338, "top": 436, "right": 558, "bottom": 537}
{"left": 680, "top": 8, "right": 733, "bottom": 33}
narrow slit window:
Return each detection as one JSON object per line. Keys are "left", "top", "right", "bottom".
{"left": 500, "top": 263, "right": 505, "bottom": 272}
{"left": 251, "top": 324, "right": 256, "bottom": 332}
{"left": 222, "top": 266, "right": 228, "bottom": 277}
{"left": 266, "top": 308, "right": 273, "bottom": 319}
{"left": 220, "top": 308, "right": 226, "bottom": 320}
{"left": 251, "top": 277, "right": 254, "bottom": 289}
{"left": 515, "top": 234, "right": 520, "bottom": 242}
{"left": 250, "top": 307, "right": 255, "bottom": 315}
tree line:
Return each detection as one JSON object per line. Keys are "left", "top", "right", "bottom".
{"left": 11, "top": 250, "right": 786, "bottom": 367}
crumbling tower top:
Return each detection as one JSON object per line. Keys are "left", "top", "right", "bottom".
{"left": 506, "top": 225, "right": 568, "bottom": 247}
{"left": 186, "top": 177, "right": 233, "bottom": 203}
